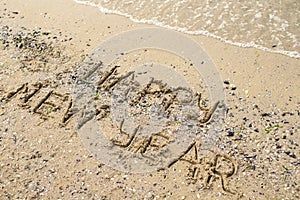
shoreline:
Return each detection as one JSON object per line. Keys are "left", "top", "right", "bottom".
{"left": 73, "top": 0, "right": 300, "bottom": 59}
{"left": 0, "top": 0, "right": 299, "bottom": 199}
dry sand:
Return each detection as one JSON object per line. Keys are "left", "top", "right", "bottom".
{"left": 0, "top": 0, "right": 299, "bottom": 199}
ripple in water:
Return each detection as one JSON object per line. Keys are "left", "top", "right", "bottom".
{"left": 74, "top": 0, "right": 300, "bottom": 58}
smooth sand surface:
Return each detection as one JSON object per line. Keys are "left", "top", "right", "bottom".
{"left": 0, "top": 0, "right": 299, "bottom": 199}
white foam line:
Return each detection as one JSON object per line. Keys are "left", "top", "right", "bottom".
{"left": 73, "top": 0, "right": 300, "bottom": 59}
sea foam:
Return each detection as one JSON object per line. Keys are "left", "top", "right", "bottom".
{"left": 73, "top": 0, "right": 300, "bottom": 59}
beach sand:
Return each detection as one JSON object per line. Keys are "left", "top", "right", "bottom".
{"left": 0, "top": 0, "right": 299, "bottom": 199}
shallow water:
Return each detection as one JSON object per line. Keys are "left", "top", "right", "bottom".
{"left": 74, "top": 0, "right": 300, "bottom": 59}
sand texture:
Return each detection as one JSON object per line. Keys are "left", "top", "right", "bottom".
{"left": 0, "top": 0, "right": 299, "bottom": 199}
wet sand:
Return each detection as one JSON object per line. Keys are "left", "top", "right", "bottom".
{"left": 0, "top": 0, "right": 299, "bottom": 199}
